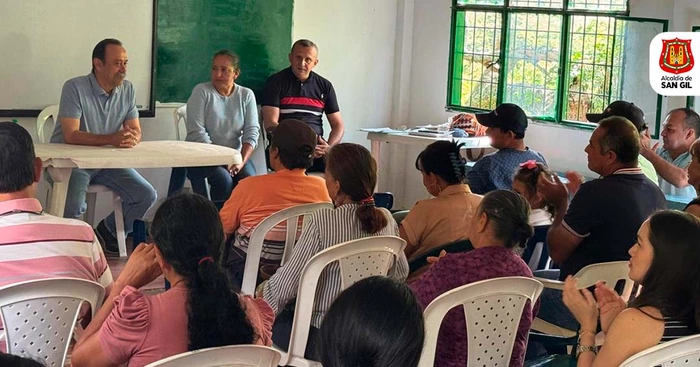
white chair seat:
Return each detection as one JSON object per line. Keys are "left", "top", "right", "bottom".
{"left": 144, "top": 345, "right": 282, "bottom": 367}
{"left": 0, "top": 278, "right": 104, "bottom": 367}
{"left": 37, "top": 105, "right": 128, "bottom": 257}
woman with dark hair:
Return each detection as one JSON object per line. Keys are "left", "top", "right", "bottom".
{"left": 317, "top": 276, "right": 424, "bottom": 367}
{"left": 512, "top": 160, "right": 556, "bottom": 225}
{"left": 262, "top": 143, "right": 408, "bottom": 357}
{"left": 168, "top": 50, "right": 260, "bottom": 208}
{"left": 563, "top": 210, "right": 700, "bottom": 366}
{"left": 685, "top": 139, "right": 700, "bottom": 217}
{"left": 400, "top": 140, "right": 482, "bottom": 260}
{"left": 411, "top": 190, "right": 537, "bottom": 367}
{"left": 71, "top": 193, "right": 273, "bottom": 367}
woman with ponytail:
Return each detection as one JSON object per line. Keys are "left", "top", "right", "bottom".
{"left": 411, "top": 190, "right": 538, "bottom": 367}
{"left": 72, "top": 193, "right": 274, "bottom": 367}
{"left": 399, "top": 140, "right": 482, "bottom": 260}
{"left": 563, "top": 210, "right": 700, "bottom": 366}
{"left": 262, "top": 143, "right": 408, "bottom": 359}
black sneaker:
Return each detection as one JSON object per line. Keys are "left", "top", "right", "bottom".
{"left": 95, "top": 221, "right": 120, "bottom": 256}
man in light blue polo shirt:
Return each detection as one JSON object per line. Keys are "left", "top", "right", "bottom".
{"left": 640, "top": 108, "right": 699, "bottom": 200}
{"left": 50, "top": 38, "right": 157, "bottom": 254}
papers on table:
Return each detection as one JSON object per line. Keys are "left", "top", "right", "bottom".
{"left": 359, "top": 127, "right": 410, "bottom": 134}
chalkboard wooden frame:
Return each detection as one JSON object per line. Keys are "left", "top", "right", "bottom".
{"left": 0, "top": 0, "right": 158, "bottom": 118}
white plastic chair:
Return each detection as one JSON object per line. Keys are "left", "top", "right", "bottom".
{"left": 144, "top": 345, "right": 282, "bottom": 367}
{"left": 279, "top": 235, "right": 407, "bottom": 367}
{"left": 240, "top": 202, "right": 334, "bottom": 296}
{"left": 173, "top": 104, "right": 212, "bottom": 199}
{"left": 418, "top": 277, "right": 544, "bottom": 367}
{"left": 620, "top": 334, "right": 700, "bottom": 366}
{"left": 37, "top": 105, "right": 128, "bottom": 257}
{"left": 0, "top": 278, "right": 105, "bottom": 367}
{"left": 531, "top": 261, "right": 634, "bottom": 338}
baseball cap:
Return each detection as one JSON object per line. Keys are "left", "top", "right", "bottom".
{"left": 271, "top": 119, "right": 317, "bottom": 157}
{"left": 586, "top": 101, "right": 647, "bottom": 132}
{"left": 475, "top": 103, "right": 528, "bottom": 135}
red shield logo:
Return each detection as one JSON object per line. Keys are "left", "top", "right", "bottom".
{"left": 659, "top": 38, "right": 694, "bottom": 74}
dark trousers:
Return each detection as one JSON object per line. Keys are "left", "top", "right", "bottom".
{"left": 168, "top": 161, "right": 255, "bottom": 209}
{"left": 272, "top": 306, "right": 320, "bottom": 361}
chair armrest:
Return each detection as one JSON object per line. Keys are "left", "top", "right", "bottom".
{"left": 535, "top": 277, "right": 565, "bottom": 291}
{"left": 531, "top": 317, "right": 577, "bottom": 338}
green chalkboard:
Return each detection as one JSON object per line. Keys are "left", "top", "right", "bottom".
{"left": 156, "top": 0, "right": 293, "bottom": 103}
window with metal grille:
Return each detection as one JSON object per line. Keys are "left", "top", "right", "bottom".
{"left": 449, "top": 0, "right": 667, "bottom": 135}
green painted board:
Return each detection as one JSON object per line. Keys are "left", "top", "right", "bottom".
{"left": 156, "top": 0, "right": 293, "bottom": 103}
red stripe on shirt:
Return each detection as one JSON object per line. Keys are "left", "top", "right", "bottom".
{"left": 280, "top": 97, "right": 325, "bottom": 109}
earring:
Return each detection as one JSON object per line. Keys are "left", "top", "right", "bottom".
{"left": 429, "top": 183, "right": 442, "bottom": 197}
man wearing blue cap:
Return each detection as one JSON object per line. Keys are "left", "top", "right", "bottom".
{"left": 466, "top": 103, "right": 547, "bottom": 194}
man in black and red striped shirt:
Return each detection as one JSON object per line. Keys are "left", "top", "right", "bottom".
{"left": 261, "top": 39, "right": 345, "bottom": 172}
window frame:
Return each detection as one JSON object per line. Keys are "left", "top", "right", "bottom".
{"left": 447, "top": 0, "right": 667, "bottom": 138}
{"left": 687, "top": 25, "right": 700, "bottom": 110}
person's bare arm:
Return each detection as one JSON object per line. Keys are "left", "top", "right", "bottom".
{"left": 326, "top": 112, "right": 344, "bottom": 146}
{"left": 546, "top": 207, "right": 584, "bottom": 264}
{"left": 262, "top": 106, "right": 280, "bottom": 133}
{"left": 60, "top": 117, "right": 133, "bottom": 147}
{"left": 537, "top": 173, "right": 584, "bottom": 264}
{"left": 122, "top": 118, "right": 142, "bottom": 145}
{"left": 229, "top": 142, "right": 254, "bottom": 175}
{"left": 641, "top": 148, "right": 690, "bottom": 187}
{"left": 640, "top": 130, "right": 690, "bottom": 188}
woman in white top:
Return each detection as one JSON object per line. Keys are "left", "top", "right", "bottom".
{"left": 261, "top": 143, "right": 409, "bottom": 359}
{"left": 168, "top": 50, "right": 260, "bottom": 208}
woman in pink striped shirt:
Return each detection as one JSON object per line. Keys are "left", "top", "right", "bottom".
{"left": 71, "top": 194, "right": 273, "bottom": 367}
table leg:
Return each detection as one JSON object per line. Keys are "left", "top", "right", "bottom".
{"left": 370, "top": 140, "right": 382, "bottom": 191}
{"left": 46, "top": 167, "right": 72, "bottom": 217}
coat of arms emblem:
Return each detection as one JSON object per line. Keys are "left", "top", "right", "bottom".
{"left": 659, "top": 38, "right": 694, "bottom": 74}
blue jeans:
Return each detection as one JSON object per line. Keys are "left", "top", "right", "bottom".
{"left": 167, "top": 161, "right": 255, "bottom": 208}
{"left": 533, "top": 269, "right": 579, "bottom": 331}
{"left": 62, "top": 168, "right": 158, "bottom": 237}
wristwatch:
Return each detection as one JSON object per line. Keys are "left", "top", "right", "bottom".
{"left": 576, "top": 344, "right": 597, "bottom": 356}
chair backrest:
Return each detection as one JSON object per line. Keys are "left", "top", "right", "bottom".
{"left": 620, "top": 334, "right": 700, "bottom": 367}
{"left": 418, "top": 277, "right": 544, "bottom": 367}
{"left": 574, "top": 261, "right": 634, "bottom": 301}
{"left": 0, "top": 278, "right": 105, "bottom": 367}
{"left": 522, "top": 225, "right": 551, "bottom": 272}
{"left": 240, "top": 202, "right": 334, "bottom": 295}
{"left": 144, "top": 345, "right": 282, "bottom": 367}
{"left": 36, "top": 105, "right": 59, "bottom": 143}
{"left": 282, "top": 236, "right": 406, "bottom": 366}
{"left": 173, "top": 104, "right": 187, "bottom": 141}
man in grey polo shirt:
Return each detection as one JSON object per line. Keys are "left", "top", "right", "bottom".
{"left": 50, "top": 38, "right": 157, "bottom": 253}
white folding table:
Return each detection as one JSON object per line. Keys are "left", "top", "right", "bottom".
{"left": 36, "top": 141, "right": 242, "bottom": 217}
